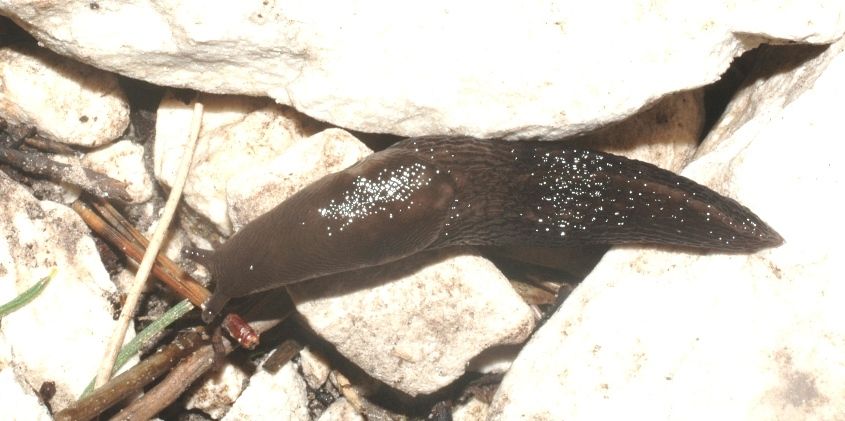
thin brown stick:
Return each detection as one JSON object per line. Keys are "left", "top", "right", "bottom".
{"left": 90, "top": 198, "right": 146, "bottom": 244}
{"left": 95, "top": 102, "right": 204, "bottom": 387}
{"left": 55, "top": 242, "right": 289, "bottom": 420}
{"left": 260, "top": 339, "right": 302, "bottom": 373}
{"left": 72, "top": 198, "right": 261, "bottom": 348}
{"left": 110, "top": 340, "right": 216, "bottom": 421}
{"left": 92, "top": 198, "right": 211, "bottom": 304}
{"left": 53, "top": 330, "right": 205, "bottom": 421}
{"left": 23, "top": 134, "right": 80, "bottom": 155}
{"left": 0, "top": 145, "right": 132, "bottom": 201}
{"left": 71, "top": 199, "right": 210, "bottom": 306}
{"left": 110, "top": 315, "right": 287, "bottom": 420}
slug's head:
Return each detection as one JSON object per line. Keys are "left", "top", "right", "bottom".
{"left": 182, "top": 149, "right": 457, "bottom": 324}
{"left": 182, "top": 246, "right": 230, "bottom": 323}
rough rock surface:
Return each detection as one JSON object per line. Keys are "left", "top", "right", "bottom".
{"left": 222, "top": 358, "right": 309, "bottom": 421}
{"left": 299, "top": 347, "right": 331, "bottom": 390}
{"left": 0, "top": 171, "right": 133, "bottom": 410}
{"left": 0, "top": 367, "right": 52, "bottom": 421}
{"left": 82, "top": 139, "right": 153, "bottom": 203}
{"left": 0, "top": 44, "right": 129, "bottom": 146}
{"left": 490, "top": 38, "right": 845, "bottom": 420}
{"left": 571, "top": 89, "right": 704, "bottom": 172}
{"left": 289, "top": 250, "right": 535, "bottom": 396}
{"left": 154, "top": 93, "right": 321, "bottom": 234}
{"left": 317, "top": 398, "right": 364, "bottom": 421}
{"left": 3, "top": 1, "right": 843, "bottom": 139}
{"left": 184, "top": 362, "right": 249, "bottom": 419}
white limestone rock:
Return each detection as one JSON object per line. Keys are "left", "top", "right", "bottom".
{"left": 184, "top": 362, "right": 249, "bottom": 419}
{"left": 490, "top": 39, "right": 845, "bottom": 420}
{"left": 466, "top": 345, "right": 523, "bottom": 375}
{"left": 300, "top": 347, "right": 331, "bottom": 390}
{"left": 317, "top": 398, "right": 364, "bottom": 421}
{"left": 0, "top": 171, "right": 134, "bottom": 411}
{"left": 154, "top": 92, "right": 320, "bottom": 234}
{"left": 222, "top": 357, "right": 309, "bottom": 421}
{"left": 289, "top": 250, "right": 535, "bottom": 396}
{"left": 82, "top": 139, "right": 154, "bottom": 203}
{"left": 0, "top": 44, "right": 129, "bottom": 146}
{"left": 0, "top": 367, "right": 52, "bottom": 421}
{"left": 3, "top": 1, "right": 842, "bottom": 139}
{"left": 576, "top": 90, "right": 704, "bottom": 172}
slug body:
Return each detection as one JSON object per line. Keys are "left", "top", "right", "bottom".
{"left": 199, "top": 136, "right": 782, "bottom": 321}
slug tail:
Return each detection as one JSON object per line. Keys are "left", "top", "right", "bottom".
{"left": 516, "top": 148, "right": 783, "bottom": 252}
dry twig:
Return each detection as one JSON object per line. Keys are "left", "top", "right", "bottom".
{"left": 95, "top": 102, "right": 204, "bottom": 387}
{"left": 110, "top": 302, "right": 289, "bottom": 421}
{"left": 23, "top": 133, "right": 80, "bottom": 155}
{"left": 70, "top": 199, "right": 210, "bottom": 306}
{"left": 72, "top": 196, "right": 259, "bottom": 347}
{"left": 0, "top": 145, "right": 132, "bottom": 201}
{"left": 53, "top": 330, "right": 205, "bottom": 421}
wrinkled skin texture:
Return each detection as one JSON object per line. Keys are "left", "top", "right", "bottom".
{"left": 197, "top": 136, "right": 782, "bottom": 321}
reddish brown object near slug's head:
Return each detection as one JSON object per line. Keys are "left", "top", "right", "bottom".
{"left": 192, "top": 136, "right": 782, "bottom": 323}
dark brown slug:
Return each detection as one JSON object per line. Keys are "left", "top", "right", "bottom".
{"left": 190, "top": 136, "right": 783, "bottom": 322}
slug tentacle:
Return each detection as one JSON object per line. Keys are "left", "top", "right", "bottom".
{"left": 182, "top": 246, "right": 214, "bottom": 267}
{"left": 195, "top": 136, "right": 782, "bottom": 322}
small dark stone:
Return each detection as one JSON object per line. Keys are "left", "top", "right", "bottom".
{"left": 314, "top": 387, "right": 335, "bottom": 406}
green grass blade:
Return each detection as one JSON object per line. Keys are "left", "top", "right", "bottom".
{"left": 0, "top": 268, "right": 57, "bottom": 319}
{"left": 79, "top": 299, "right": 195, "bottom": 398}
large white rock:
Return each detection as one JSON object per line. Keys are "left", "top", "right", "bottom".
{"left": 569, "top": 89, "right": 704, "bottom": 172}
{"left": 0, "top": 44, "right": 129, "bottom": 146}
{"left": 490, "top": 38, "right": 845, "bottom": 420}
{"left": 184, "top": 362, "right": 249, "bottom": 420}
{"left": 154, "top": 93, "right": 320, "bottom": 234}
{"left": 0, "top": 171, "right": 135, "bottom": 411}
{"left": 0, "top": 367, "right": 52, "bottom": 421}
{"left": 3, "top": 1, "right": 842, "bottom": 139}
{"left": 82, "top": 139, "right": 154, "bottom": 203}
{"left": 222, "top": 358, "right": 309, "bottom": 421}
{"left": 299, "top": 347, "right": 331, "bottom": 390}
{"left": 289, "top": 250, "right": 535, "bottom": 396}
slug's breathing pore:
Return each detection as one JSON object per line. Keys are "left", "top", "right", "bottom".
{"left": 193, "top": 136, "right": 782, "bottom": 322}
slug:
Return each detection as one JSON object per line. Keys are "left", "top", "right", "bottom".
{"left": 190, "top": 136, "right": 782, "bottom": 322}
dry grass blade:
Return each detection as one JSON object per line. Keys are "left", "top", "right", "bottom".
{"left": 95, "top": 102, "right": 205, "bottom": 387}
